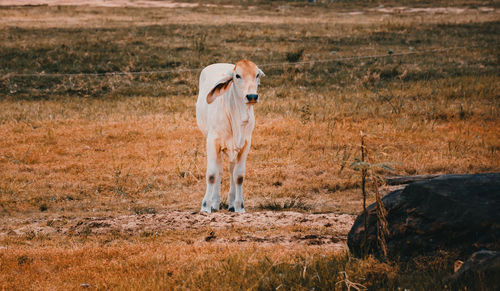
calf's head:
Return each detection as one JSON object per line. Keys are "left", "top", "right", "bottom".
{"left": 207, "top": 60, "right": 264, "bottom": 105}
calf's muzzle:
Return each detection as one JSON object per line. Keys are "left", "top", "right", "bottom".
{"left": 246, "top": 94, "right": 259, "bottom": 103}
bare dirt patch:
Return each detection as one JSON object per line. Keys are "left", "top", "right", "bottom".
{"left": 371, "top": 6, "right": 493, "bottom": 14}
{"left": 0, "top": 0, "right": 205, "bottom": 8}
{"left": 2, "top": 211, "right": 355, "bottom": 249}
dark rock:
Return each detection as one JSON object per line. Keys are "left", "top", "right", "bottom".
{"left": 447, "top": 250, "right": 500, "bottom": 290}
{"left": 385, "top": 174, "right": 439, "bottom": 185}
{"left": 348, "top": 173, "right": 500, "bottom": 260}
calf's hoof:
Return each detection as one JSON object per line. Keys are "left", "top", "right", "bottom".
{"left": 233, "top": 201, "right": 245, "bottom": 213}
{"left": 201, "top": 201, "right": 211, "bottom": 213}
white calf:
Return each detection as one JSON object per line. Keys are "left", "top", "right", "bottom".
{"left": 196, "top": 60, "right": 264, "bottom": 213}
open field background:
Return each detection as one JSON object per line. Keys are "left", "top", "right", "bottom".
{"left": 0, "top": 0, "right": 499, "bottom": 290}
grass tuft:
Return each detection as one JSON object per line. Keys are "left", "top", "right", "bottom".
{"left": 257, "top": 197, "right": 312, "bottom": 211}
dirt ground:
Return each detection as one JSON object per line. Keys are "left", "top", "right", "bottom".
{"left": 0, "top": 0, "right": 205, "bottom": 8}
{"left": 1, "top": 211, "right": 355, "bottom": 249}
{"left": 1, "top": 0, "right": 495, "bottom": 12}
{"left": 1, "top": 1, "right": 496, "bottom": 28}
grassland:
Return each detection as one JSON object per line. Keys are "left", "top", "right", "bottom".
{"left": 0, "top": 0, "right": 499, "bottom": 290}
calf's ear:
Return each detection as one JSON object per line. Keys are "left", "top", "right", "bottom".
{"left": 207, "top": 71, "right": 233, "bottom": 104}
{"left": 257, "top": 68, "right": 265, "bottom": 85}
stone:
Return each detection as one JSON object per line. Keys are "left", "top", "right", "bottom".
{"left": 447, "top": 250, "right": 500, "bottom": 289}
{"left": 347, "top": 173, "right": 500, "bottom": 260}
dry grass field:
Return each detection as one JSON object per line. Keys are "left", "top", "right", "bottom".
{"left": 0, "top": 0, "right": 499, "bottom": 290}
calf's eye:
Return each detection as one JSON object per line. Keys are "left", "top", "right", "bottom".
{"left": 235, "top": 74, "right": 241, "bottom": 79}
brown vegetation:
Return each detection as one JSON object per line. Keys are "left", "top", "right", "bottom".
{"left": 0, "top": 0, "right": 498, "bottom": 289}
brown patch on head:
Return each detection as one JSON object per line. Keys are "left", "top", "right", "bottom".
{"left": 207, "top": 79, "right": 233, "bottom": 104}
{"left": 234, "top": 59, "right": 258, "bottom": 79}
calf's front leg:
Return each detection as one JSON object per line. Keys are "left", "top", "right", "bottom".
{"left": 201, "top": 135, "right": 222, "bottom": 213}
{"left": 228, "top": 161, "right": 236, "bottom": 211}
{"left": 229, "top": 143, "right": 250, "bottom": 213}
